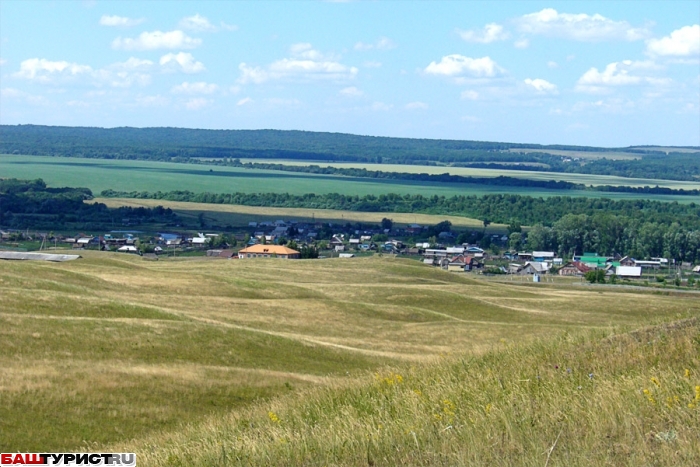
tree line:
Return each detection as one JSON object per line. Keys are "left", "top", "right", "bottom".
{"left": 3, "top": 125, "right": 699, "bottom": 181}
{"left": 0, "top": 179, "right": 178, "bottom": 230}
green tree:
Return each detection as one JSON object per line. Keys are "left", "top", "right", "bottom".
{"left": 381, "top": 218, "right": 393, "bottom": 231}
{"left": 508, "top": 232, "right": 523, "bottom": 251}
{"left": 507, "top": 220, "right": 522, "bottom": 234}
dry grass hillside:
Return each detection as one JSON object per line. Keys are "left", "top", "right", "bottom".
{"left": 1, "top": 252, "right": 699, "bottom": 455}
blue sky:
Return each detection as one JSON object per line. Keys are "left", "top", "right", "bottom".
{"left": 1, "top": 0, "right": 698, "bottom": 146}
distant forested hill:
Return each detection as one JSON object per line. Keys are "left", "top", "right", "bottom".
{"left": 1, "top": 124, "right": 699, "bottom": 180}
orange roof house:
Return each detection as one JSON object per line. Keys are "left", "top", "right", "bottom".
{"left": 237, "top": 244, "right": 300, "bottom": 259}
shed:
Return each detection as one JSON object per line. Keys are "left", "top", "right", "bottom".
{"left": 616, "top": 266, "right": 642, "bottom": 278}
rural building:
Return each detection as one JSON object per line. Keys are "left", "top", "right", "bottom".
{"left": 558, "top": 261, "right": 591, "bottom": 276}
{"left": 117, "top": 245, "right": 138, "bottom": 253}
{"left": 237, "top": 244, "right": 300, "bottom": 259}
{"left": 447, "top": 255, "right": 469, "bottom": 272}
{"left": 616, "top": 266, "right": 642, "bottom": 278}
{"left": 520, "top": 262, "right": 549, "bottom": 275}
{"left": 634, "top": 260, "right": 661, "bottom": 270}
{"left": 693, "top": 265, "right": 700, "bottom": 274}
{"left": 532, "top": 251, "right": 556, "bottom": 262}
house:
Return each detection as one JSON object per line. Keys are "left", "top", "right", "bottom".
{"left": 532, "top": 251, "right": 556, "bottom": 262}
{"left": 558, "top": 261, "right": 591, "bottom": 276}
{"left": 447, "top": 255, "right": 468, "bottom": 272}
{"left": 423, "top": 249, "right": 449, "bottom": 259}
{"left": 521, "top": 261, "right": 549, "bottom": 275}
{"left": 692, "top": 265, "right": 700, "bottom": 274}
{"left": 577, "top": 255, "right": 611, "bottom": 269}
{"left": 207, "top": 249, "right": 236, "bottom": 258}
{"left": 339, "top": 253, "right": 355, "bottom": 258}
{"left": 191, "top": 234, "right": 209, "bottom": 246}
{"left": 407, "top": 247, "right": 423, "bottom": 255}
{"left": 349, "top": 238, "right": 361, "bottom": 245}
{"left": 616, "top": 266, "right": 642, "bottom": 278}
{"left": 508, "top": 263, "right": 524, "bottom": 274}
{"left": 117, "top": 245, "right": 138, "bottom": 253}
{"left": 335, "top": 245, "right": 346, "bottom": 252}
{"left": 619, "top": 256, "right": 635, "bottom": 267}
{"left": 237, "top": 244, "right": 300, "bottom": 259}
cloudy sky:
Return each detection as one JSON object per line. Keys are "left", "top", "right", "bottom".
{"left": 1, "top": 0, "right": 698, "bottom": 146}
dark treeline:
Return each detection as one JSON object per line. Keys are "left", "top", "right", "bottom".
{"left": 0, "top": 179, "right": 178, "bottom": 230}
{"left": 100, "top": 189, "right": 700, "bottom": 231}
{"left": 3, "top": 125, "right": 699, "bottom": 181}
{"left": 524, "top": 216, "right": 700, "bottom": 263}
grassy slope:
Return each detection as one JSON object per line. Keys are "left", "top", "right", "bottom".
{"left": 2, "top": 154, "right": 700, "bottom": 202}
{"left": 2, "top": 252, "right": 700, "bottom": 454}
{"left": 121, "top": 318, "right": 700, "bottom": 467}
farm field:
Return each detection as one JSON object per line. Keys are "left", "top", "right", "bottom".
{"left": 2, "top": 155, "right": 700, "bottom": 203}
{"left": 238, "top": 158, "right": 700, "bottom": 190}
{"left": 2, "top": 252, "right": 700, "bottom": 454}
{"left": 94, "top": 197, "right": 506, "bottom": 230}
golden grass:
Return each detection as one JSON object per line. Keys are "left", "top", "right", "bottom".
{"left": 94, "top": 197, "right": 501, "bottom": 229}
{"left": 2, "top": 252, "right": 699, "bottom": 453}
{"left": 117, "top": 318, "right": 700, "bottom": 467}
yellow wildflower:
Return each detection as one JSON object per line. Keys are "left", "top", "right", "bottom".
{"left": 650, "top": 376, "right": 660, "bottom": 387}
{"left": 268, "top": 411, "right": 280, "bottom": 424}
{"left": 684, "top": 368, "right": 691, "bottom": 378}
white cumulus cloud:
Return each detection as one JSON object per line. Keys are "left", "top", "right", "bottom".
{"left": 171, "top": 81, "right": 218, "bottom": 94}
{"left": 99, "top": 15, "right": 144, "bottom": 27}
{"left": 646, "top": 25, "right": 700, "bottom": 57}
{"left": 179, "top": 14, "right": 217, "bottom": 32}
{"left": 424, "top": 55, "right": 502, "bottom": 78}
{"left": 524, "top": 78, "right": 558, "bottom": 94}
{"left": 237, "top": 97, "right": 253, "bottom": 106}
{"left": 461, "top": 90, "right": 479, "bottom": 100}
{"left": 238, "top": 44, "right": 357, "bottom": 84}
{"left": 14, "top": 58, "right": 92, "bottom": 82}
{"left": 576, "top": 60, "right": 667, "bottom": 93}
{"left": 160, "top": 53, "right": 205, "bottom": 73}
{"left": 516, "top": 8, "right": 650, "bottom": 41}
{"left": 112, "top": 30, "right": 202, "bottom": 50}
{"left": 458, "top": 23, "right": 509, "bottom": 43}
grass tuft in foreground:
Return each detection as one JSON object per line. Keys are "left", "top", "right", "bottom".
{"left": 121, "top": 318, "right": 700, "bottom": 466}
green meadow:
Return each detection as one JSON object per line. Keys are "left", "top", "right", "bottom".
{"left": 2, "top": 154, "right": 699, "bottom": 202}
{"left": 1, "top": 252, "right": 700, "bottom": 456}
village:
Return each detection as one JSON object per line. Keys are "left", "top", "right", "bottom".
{"left": 2, "top": 218, "right": 699, "bottom": 284}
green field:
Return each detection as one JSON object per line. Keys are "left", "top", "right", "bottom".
{"left": 2, "top": 252, "right": 700, "bottom": 454}
{"left": 238, "top": 158, "right": 700, "bottom": 190}
{"left": 2, "top": 154, "right": 700, "bottom": 203}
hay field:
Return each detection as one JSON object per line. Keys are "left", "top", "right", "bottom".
{"left": 94, "top": 197, "right": 503, "bottom": 230}
{"left": 1, "top": 253, "right": 699, "bottom": 453}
